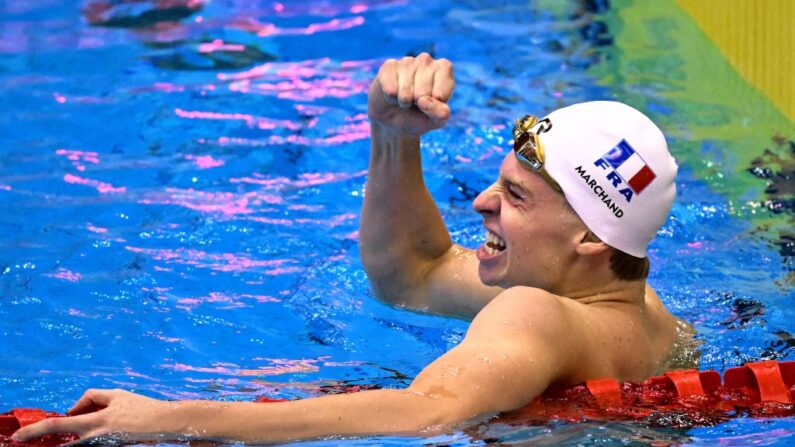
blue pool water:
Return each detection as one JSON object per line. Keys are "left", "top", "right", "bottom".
{"left": 1, "top": 0, "right": 793, "bottom": 445}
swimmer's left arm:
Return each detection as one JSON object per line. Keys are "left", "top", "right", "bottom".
{"left": 13, "top": 290, "right": 579, "bottom": 444}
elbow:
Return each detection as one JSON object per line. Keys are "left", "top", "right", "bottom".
{"left": 363, "top": 264, "right": 412, "bottom": 306}
{"left": 359, "top": 248, "right": 420, "bottom": 306}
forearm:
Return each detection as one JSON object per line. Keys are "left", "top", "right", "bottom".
{"left": 360, "top": 123, "right": 453, "bottom": 300}
{"left": 173, "top": 389, "right": 445, "bottom": 444}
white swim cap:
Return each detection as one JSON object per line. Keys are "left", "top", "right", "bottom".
{"left": 540, "top": 101, "right": 678, "bottom": 258}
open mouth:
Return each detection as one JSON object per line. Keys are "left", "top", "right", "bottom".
{"left": 484, "top": 229, "right": 506, "bottom": 255}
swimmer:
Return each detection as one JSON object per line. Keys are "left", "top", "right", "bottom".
{"left": 12, "top": 54, "right": 696, "bottom": 444}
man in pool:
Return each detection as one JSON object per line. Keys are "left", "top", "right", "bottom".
{"left": 13, "top": 54, "right": 696, "bottom": 444}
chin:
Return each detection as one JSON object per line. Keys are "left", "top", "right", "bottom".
{"left": 477, "top": 267, "right": 507, "bottom": 288}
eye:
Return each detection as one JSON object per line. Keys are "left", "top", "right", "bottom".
{"left": 507, "top": 185, "right": 523, "bottom": 200}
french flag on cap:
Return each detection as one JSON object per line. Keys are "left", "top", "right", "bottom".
{"left": 601, "top": 140, "right": 656, "bottom": 194}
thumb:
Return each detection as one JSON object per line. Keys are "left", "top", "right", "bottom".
{"left": 68, "top": 389, "right": 115, "bottom": 416}
{"left": 416, "top": 95, "right": 451, "bottom": 126}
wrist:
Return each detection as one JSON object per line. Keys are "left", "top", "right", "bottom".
{"left": 370, "top": 122, "right": 420, "bottom": 151}
{"left": 166, "top": 399, "right": 216, "bottom": 438}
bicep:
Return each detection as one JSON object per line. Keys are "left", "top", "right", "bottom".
{"left": 408, "top": 339, "right": 556, "bottom": 421}
{"left": 407, "top": 294, "right": 576, "bottom": 420}
{"left": 419, "top": 244, "right": 503, "bottom": 318}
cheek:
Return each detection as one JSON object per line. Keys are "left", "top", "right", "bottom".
{"left": 509, "top": 215, "right": 567, "bottom": 260}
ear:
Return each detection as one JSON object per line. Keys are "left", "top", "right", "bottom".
{"left": 574, "top": 230, "right": 611, "bottom": 257}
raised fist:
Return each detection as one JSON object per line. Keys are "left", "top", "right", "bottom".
{"left": 368, "top": 53, "right": 454, "bottom": 136}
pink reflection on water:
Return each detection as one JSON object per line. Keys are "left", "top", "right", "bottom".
{"left": 294, "top": 212, "right": 356, "bottom": 228}
{"left": 175, "top": 108, "right": 316, "bottom": 130}
{"left": 163, "top": 362, "right": 239, "bottom": 375}
{"left": 254, "top": 76, "right": 369, "bottom": 101}
{"left": 146, "top": 331, "right": 183, "bottom": 343}
{"left": 198, "top": 39, "right": 245, "bottom": 53}
{"left": 139, "top": 187, "right": 283, "bottom": 217}
{"left": 219, "top": 59, "right": 323, "bottom": 82}
{"left": 86, "top": 223, "right": 108, "bottom": 233}
{"left": 287, "top": 204, "right": 324, "bottom": 211}
{"left": 321, "top": 119, "right": 369, "bottom": 144}
{"left": 477, "top": 144, "right": 507, "bottom": 162}
{"left": 0, "top": 185, "right": 11, "bottom": 191}
{"left": 244, "top": 213, "right": 353, "bottom": 233}
{"left": 203, "top": 119, "right": 370, "bottom": 148}
{"left": 218, "top": 57, "right": 379, "bottom": 102}
{"left": 233, "top": 16, "right": 364, "bottom": 37}
{"left": 51, "top": 93, "right": 113, "bottom": 104}
{"left": 126, "top": 245, "right": 297, "bottom": 274}
{"left": 184, "top": 154, "right": 225, "bottom": 169}
{"left": 56, "top": 149, "right": 100, "bottom": 172}
{"left": 240, "top": 358, "right": 321, "bottom": 376}
{"left": 176, "top": 291, "right": 280, "bottom": 310}
{"left": 141, "top": 286, "right": 172, "bottom": 294}
{"left": 323, "top": 360, "right": 366, "bottom": 367}
{"left": 46, "top": 268, "right": 81, "bottom": 282}
{"left": 63, "top": 173, "right": 126, "bottom": 194}
{"left": 123, "top": 367, "right": 158, "bottom": 380}
{"left": 244, "top": 216, "right": 293, "bottom": 226}
{"left": 152, "top": 389, "right": 207, "bottom": 400}
{"left": 262, "top": 266, "right": 304, "bottom": 276}
{"left": 230, "top": 170, "right": 366, "bottom": 189}
{"left": 294, "top": 103, "right": 328, "bottom": 116}
{"left": 152, "top": 82, "right": 185, "bottom": 92}
{"left": 67, "top": 308, "right": 87, "bottom": 317}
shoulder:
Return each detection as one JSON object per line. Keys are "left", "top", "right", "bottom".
{"left": 461, "top": 287, "right": 587, "bottom": 387}
{"left": 467, "top": 286, "right": 580, "bottom": 342}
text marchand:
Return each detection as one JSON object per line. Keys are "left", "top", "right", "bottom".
{"left": 574, "top": 166, "right": 624, "bottom": 218}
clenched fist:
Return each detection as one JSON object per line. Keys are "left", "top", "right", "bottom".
{"left": 368, "top": 53, "right": 454, "bottom": 136}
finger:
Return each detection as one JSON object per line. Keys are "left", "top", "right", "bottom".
{"left": 68, "top": 389, "right": 115, "bottom": 416}
{"left": 377, "top": 59, "right": 398, "bottom": 105}
{"left": 413, "top": 54, "right": 435, "bottom": 100}
{"left": 82, "top": 429, "right": 108, "bottom": 440}
{"left": 431, "top": 58, "right": 454, "bottom": 102}
{"left": 416, "top": 96, "right": 451, "bottom": 126}
{"left": 12, "top": 413, "right": 98, "bottom": 442}
{"left": 396, "top": 57, "right": 417, "bottom": 109}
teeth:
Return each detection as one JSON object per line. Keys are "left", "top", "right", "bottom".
{"left": 485, "top": 229, "right": 506, "bottom": 253}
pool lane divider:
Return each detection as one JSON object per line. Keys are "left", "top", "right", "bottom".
{"left": 507, "top": 360, "right": 794, "bottom": 426}
{"left": 0, "top": 410, "right": 78, "bottom": 447}
{"left": 2, "top": 361, "right": 794, "bottom": 445}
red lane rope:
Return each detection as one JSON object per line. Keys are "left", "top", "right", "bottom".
{"left": 664, "top": 369, "right": 704, "bottom": 396}
{"left": 585, "top": 378, "right": 622, "bottom": 407}
{"left": 2, "top": 361, "right": 794, "bottom": 445}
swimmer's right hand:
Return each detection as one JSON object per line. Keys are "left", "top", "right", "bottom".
{"left": 368, "top": 53, "right": 454, "bottom": 136}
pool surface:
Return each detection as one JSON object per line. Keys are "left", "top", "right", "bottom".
{"left": 1, "top": 0, "right": 793, "bottom": 445}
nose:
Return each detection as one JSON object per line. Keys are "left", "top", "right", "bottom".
{"left": 473, "top": 182, "right": 500, "bottom": 217}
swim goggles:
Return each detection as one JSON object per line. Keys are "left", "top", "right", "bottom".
{"left": 512, "top": 114, "right": 562, "bottom": 193}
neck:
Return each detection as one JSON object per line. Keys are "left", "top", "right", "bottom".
{"left": 562, "top": 279, "right": 646, "bottom": 305}
{"left": 551, "top": 263, "right": 647, "bottom": 305}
